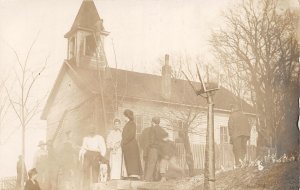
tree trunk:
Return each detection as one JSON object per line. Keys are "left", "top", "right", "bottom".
{"left": 182, "top": 129, "right": 195, "bottom": 177}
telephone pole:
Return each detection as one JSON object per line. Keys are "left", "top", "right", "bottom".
{"left": 204, "top": 92, "right": 216, "bottom": 190}
{"left": 183, "top": 65, "right": 220, "bottom": 190}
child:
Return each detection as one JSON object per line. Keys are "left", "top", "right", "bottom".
{"left": 24, "top": 168, "right": 41, "bottom": 190}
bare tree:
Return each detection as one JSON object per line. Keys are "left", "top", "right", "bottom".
{"left": 211, "top": 0, "right": 299, "bottom": 157}
{"left": 4, "top": 35, "right": 48, "bottom": 189}
{"left": 0, "top": 79, "right": 10, "bottom": 145}
{"left": 159, "top": 54, "right": 208, "bottom": 177}
{"left": 164, "top": 107, "right": 204, "bottom": 177}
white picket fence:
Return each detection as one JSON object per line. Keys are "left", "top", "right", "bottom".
{"left": 0, "top": 176, "right": 16, "bottom": 190}
{"left": 175, "top": 143, "right": 257, "bottom": 170}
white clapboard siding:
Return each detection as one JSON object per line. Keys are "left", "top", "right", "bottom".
{"left": 47, "top": 72, "right": 92, "bottom": 140}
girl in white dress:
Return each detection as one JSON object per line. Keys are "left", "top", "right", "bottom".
{"left": 107, "top": 119, "right": 123, "bottom": 180}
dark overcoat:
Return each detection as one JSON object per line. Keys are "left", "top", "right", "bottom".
{"left": 149, "top": 125, "right": 169, "bottom": 157}
{"left": 228, "top": 110, "right": 251, "bottom": 139}
{"left": 121, "top": 120, "right": 143, "bottom": 176}
{"left": 24, "top": 180, "right": 41, "bottom": 190}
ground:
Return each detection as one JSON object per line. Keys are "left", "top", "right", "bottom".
{"left": 1, "top": 161, "right": 298, "bottom": 190}
{"left": 138, "top": 161, "right": 299, "bottom": 190}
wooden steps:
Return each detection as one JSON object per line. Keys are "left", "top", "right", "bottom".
{"left": 91, "top": 180, "right": 154, "bottom": 190}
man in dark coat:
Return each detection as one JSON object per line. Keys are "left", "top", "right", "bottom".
{"left": 16, "top": 155, "right": 28, "bottom": 190}
{"left": 144, "top": 116, "right": 168, "bottom": 181}
{"left": 140, "top": 126, "right": 152, "bottom": 163}
{"left": 228, "top": 104, "right": 251, "bottom": 167}
{"left": 121, "top": 109, "right": 143, "bottom": 179}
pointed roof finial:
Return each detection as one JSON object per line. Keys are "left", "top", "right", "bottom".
{"left": 65, "top": 0, "right": 107, "bottom": 37}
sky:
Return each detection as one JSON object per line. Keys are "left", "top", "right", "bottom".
{"left": 0, "top": 0, "right": 298, "bottom": 178}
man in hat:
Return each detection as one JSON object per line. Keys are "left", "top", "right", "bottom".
{"left": 32, "top": 140, "right": 48, "bottom": 189}
{"left": 228, "top": 104, "right": 251, "bottom": 167}
{"left": 144, "top": 116, "right": 168, "bottom": 181}
{"left": 80, "top": 124, "right": 106, "bottom": 190}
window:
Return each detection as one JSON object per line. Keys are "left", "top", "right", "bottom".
{"left": 85, "top": 35, "right": 97, "bottom": 57}
{"left": 172, "top": 119, "right": 184, "bottom": 141}
{"left": 69, "top": 37, "right": 75, "bottom": 58}
{"left": 135, "top": 115, "right": 143, "bottom": 134}
{"left": 220, "top": 126, "right": 229, "bottom": 144}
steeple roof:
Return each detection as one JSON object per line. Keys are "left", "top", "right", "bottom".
{"left": 65, "top": 0, "right": 106, "bottom": 37}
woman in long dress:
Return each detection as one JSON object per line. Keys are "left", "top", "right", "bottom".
{"left": 121, "top": 109, "right": 143, "bottom": 180}
{"left": 107, "top": 119, "right": 123, "bottom": 180}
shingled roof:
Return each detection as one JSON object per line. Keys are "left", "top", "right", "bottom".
{"left": 64, "top": 0, "right": 106, "bottom": 37}
{"left": 41, "top": 60, "right": 255, "bottom": 119}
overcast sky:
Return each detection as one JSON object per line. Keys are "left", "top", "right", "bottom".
{"left": 0, "top": 0, "right": 298, "bottom": 178}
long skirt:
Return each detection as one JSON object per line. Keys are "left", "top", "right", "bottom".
{"left": 109, "top": 148, "right": 122, "bottom": 180}
{"left": 122, "top": 140, "right": 143, "bottom": 177}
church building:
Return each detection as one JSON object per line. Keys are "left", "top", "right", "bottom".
{"left": 41, "top": 0, "right": 256, "bottom": 170}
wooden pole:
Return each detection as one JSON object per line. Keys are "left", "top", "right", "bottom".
{"left": 182, "top": 67, "right": 218, "bottom": 190}
{"left": 21, "top": 125, "right": 25, "bottom": 190}
{"left": 204, "top": 92, "right": 216, "bottom": 190}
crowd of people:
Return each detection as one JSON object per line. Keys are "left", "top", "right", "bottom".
{"left": 15, "top": 104, "right": 255, "bottom": 189}
{"left": 16, "top": 109, "right": 184, "bottom": 190}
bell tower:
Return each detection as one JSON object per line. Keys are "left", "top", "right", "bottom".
{"left": 64, "top": 0, "right": 109, "bottom": 69}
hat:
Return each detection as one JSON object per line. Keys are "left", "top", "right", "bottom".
{"left": 152, "top": 116, "right": 160, "bottom": 125}
{"left": 38, "top": 140, "right": 46, "bottom": 147}
{"left": 28, "top": 168, "right": 38, "bottom": 178}
{"left": 123, "top": 109, "right": 134, "bottom": 120}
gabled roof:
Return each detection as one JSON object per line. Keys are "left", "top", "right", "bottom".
{"left": 41, "top": 60, "right": 255, "bottom": 120}
{"left": 73, "top": 66, "right": 254, "bottom": 113}
{"left": 65, "top": 0, "right": 105, "bottom": 37}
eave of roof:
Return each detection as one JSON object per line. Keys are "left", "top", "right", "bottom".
{"left": 41, "top": 62, "right": 255, "bottom": 120}
{"left": 41, "top": 62, "right": 67, "bottom": 120}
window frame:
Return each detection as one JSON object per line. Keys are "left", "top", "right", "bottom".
{"left": 84, "top": 34, "right": 97, "bottom": 57}
{"left": 135, "top": 115, "right": 144, "bottom": 134}
{"left": 220, "top": 126, "right": 229, "bottom": 144}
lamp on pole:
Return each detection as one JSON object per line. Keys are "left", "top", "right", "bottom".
{"left": 183, "top": 65, "right": 221, "bottom": 190}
